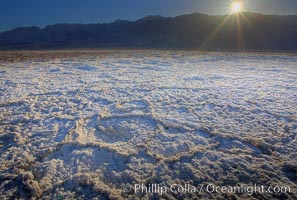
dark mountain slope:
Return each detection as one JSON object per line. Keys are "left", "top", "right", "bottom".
{"left": 0, "top": 12, "right": 297, "bottom": 51}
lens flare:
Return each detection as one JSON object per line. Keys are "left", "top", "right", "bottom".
{"left": 231, "top": 2, "right": 242, "bottom": 13}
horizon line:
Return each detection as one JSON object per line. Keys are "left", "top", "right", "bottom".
{"left": 1, "top": 11, "right": 297, "bottom": 33}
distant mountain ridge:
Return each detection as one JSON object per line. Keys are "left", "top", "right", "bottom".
{"left": 1, "top": 12, "right": 297, "bottom": 51}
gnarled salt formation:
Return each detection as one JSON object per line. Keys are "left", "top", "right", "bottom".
{"left": 0, "top": 50, "right": 296, "bottom": 199}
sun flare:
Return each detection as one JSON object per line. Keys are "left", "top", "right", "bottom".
{"left": 231, "top": 2, "right": 242, "bottom": 14}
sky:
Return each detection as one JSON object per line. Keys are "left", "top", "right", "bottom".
{"left": 1, "top": 0, "right": 297, "bottom": 32}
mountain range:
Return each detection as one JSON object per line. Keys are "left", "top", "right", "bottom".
{"left": 1, "top": 12, "right": 297, "bottom": 51}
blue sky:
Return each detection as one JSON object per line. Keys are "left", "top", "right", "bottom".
{"left": 1, "top": 0, "right": 297, "bottom": 32}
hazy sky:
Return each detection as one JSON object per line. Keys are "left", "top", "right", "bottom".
{"left": 1, "top": 0, "right": 297, "bottom": 32}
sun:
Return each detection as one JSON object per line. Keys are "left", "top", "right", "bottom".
{"left": 231, "top": 2, "right": 243, "bottom": 14}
